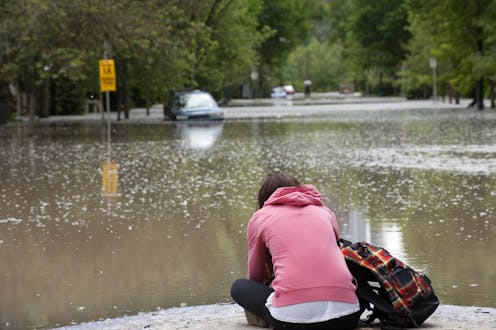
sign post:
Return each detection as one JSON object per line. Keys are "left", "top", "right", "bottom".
{"left": 99, "top": 44, "right": 118, "bottom": 196}
{"left": 99, "top": 57, "right": 116, "bottom": 162}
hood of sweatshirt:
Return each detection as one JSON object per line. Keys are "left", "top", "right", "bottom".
{"left": 263, "top": 184, "right": 323, "bottom": 207}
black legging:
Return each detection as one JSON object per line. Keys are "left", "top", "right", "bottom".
{"left": 230, "top": 278, "right": 361, "bottom": 330}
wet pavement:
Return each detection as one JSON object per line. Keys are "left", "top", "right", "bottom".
{"left": 52, "top": 303, "right": 496, "bottom": 330}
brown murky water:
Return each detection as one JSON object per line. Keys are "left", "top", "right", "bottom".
{"left": 1, "top": 108, "right": 495, "bottom": 329}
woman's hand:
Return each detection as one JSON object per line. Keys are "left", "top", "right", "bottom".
{"left": 263, "top": 250, "right": 275, "bottom": 286}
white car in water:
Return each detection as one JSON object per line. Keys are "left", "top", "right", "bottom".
{"left": 270, "top": 87, "right": 287, "bottom": 99}
{"left": 164, "top": 90, "right": 224, "bottom": 120}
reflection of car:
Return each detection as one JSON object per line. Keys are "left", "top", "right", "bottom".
{"left": 176, "top": 121, "right": 224, "bottom": 150}
{"left": 270, "top": 87, "right": 287, "bottom": 99}
{"left": 164, "top": 90, "right": 224, "bottom": 120}
{"left": 283, "top": 85, "right": 295, "bottom": 95}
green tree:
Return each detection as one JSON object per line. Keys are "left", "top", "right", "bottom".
{"left": 280, "top": 0, "right": 351, "bottom": 93}
{"left": 343, "top": 0, "right": 411, "bottom": 95}
{"left": 1, "top": 0, "right": 80, "bottom": 119}
{"left": 403, "top": 0, "right": 496, "bottom": 107}
{"left": 194, "top": 0, "right": 268, "bottom": 100}
{"left": 283, "top": 38, "right": 344, "bottom": 92}
{"left": 297, "top": 0, "right": 352, "bottom": 47}
{"left": 481, "top": 1, "right": 496, "bottom": 107}
{"left": 1, "top": 1, "right": 158, "bottom": 117}
{"left": 1, "top": 0, "right": 273, "bottom": 117}
{"left": 256, "top": 0, "right": 312, "bottom": 95}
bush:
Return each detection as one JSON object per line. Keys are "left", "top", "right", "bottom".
{"left": 51, "top": 78, "right": 86, "bottom": 115}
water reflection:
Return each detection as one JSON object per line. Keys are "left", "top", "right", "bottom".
{"left": 341, "top": 209, "right": 406, "bottom": 263}
{"left": 175, "top": 121, "right": 224, "bottom": 150}
{"left": 342, "top": 209, "right": 371, "bottom": 242}
{"left": 0, "top": 108, "right": 495, "bottom": 329}
{"left": 271, "top": 98, "right": 293, "bottom": 107}
{"left": 102, "top": 161, "right": 118, "bottom": 196}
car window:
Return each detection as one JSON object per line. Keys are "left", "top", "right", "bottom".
{"left": 172, "top": 96, "right": 183, "bottom": 108}
{"left": 184, "top": 93, "right": 216, "bottom": 109}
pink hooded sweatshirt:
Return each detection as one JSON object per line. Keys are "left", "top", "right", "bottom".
{"left": 247, "top": 184, "right": 357, "bottom": 307}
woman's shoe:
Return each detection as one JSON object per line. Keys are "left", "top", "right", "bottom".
{"left": 244, "top": 309, "right": 269, "bottom": 328}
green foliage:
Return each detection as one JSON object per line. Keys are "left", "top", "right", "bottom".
{"left": 196, "top": 0, "right": 267, "bottom": 98}
{"left": 283, "top": 38, "right": 344, "bottom": 91}
{"left": 281, "top": 0, "right": 496, "bottom": 100}
{"left": 51, "top": 78, "right": 86, "bottom": 115}
{"left": 343, "top": 0, "right": 411, "bottom": 88}
{"left": 256, "top": 0, "right": 312, "bottom": 93}
{"left": 0, "top": 0, "right": 271, "bottom": 114}
{"left": 401, "top": 0, "right": 496, "bottom": 99}
{"left": 279, "top": 0, "right": 412, "bottom": 95}
{"left": 258, "top": 0, "right": 311, "bottom": 67}
{"left": 3, "top": 0, "right": 496, "bottom": 113}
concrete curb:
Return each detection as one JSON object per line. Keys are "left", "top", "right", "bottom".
{"left": 52, "top": 303, "right": 496, "bottom": 330}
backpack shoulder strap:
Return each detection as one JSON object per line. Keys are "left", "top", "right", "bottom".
{"left": 356, "top": 281, "right": 396, "bottom": 324}
{"left": 356, "top": 282, "right": 394, "bottom": 314}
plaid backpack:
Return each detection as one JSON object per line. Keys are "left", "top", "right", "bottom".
{"left": 339, "top": 239, "right": 439, "bottom": 328}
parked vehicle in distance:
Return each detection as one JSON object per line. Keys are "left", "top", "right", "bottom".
{"left": 270, "top": 85, "right": 295, "bottom": 99}
{"left": 164, "top": 90, "right": 224, "bottom": 120}
{"left": 270, "top": 86, "right": 287, "bottom": 99}
{"left": 283, "top": 85, "right": 295, "bottom": 95}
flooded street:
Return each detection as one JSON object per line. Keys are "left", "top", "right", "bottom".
{"left": 1, "top": 107, "right": 496, "bottom": 329}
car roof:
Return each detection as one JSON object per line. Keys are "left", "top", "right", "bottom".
{"left": 175, "top": 90, "right": 209, "bottom": 96}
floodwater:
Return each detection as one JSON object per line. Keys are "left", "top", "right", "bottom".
{"left": 0, "top": 108, "right": 495, "bottom": 329}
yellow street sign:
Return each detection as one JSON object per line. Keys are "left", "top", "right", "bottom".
{"left": 99, "top": 59, "right": 116, "bottom": 92}
{"left": 102, "top": 161, "right": 118, "bottom": 195}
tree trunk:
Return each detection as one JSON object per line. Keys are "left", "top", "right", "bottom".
{"left": 39, "top": 81, "right": 50, "bottom": 118}
{"left": 121, "top": 88, "right": 129, "bottom": 119}
{"left": 0, "top": 83, "right": 9, "bottom": 125}
{"left": 15, "top": 84, "right": 21, "bottom": 117}
{"left": 123, "top": 72, "right": 129, "bottom": 120}
{"left": 489, "top": 78, "right": 495, "bottom": 108}
{"left": 476, "top": 78, "right": 484, "bottom": 110}
{"left": 378, "top": 72, "right": 383, "bottom": 96}
{"left": 116, "top": 58, "right": 130, "bottom": 120}
{"left": 475, "top": 17, "right": 484, "bottom": 110}
{"left": 29, "top": 90, "right": 36, "bottom": 122}
{"left": 21, "top": 90, "right": 28, "bottom": 116}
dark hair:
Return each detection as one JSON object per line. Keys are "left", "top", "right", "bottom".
{"left": 257, "top": 172, "right": 300, "bottom": 209}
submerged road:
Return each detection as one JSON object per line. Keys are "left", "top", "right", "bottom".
{"left": 29, "top": 95, "right": 479, "bottom": 124}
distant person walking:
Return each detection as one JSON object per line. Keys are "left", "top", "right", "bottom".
{"left": 304, "top": 79, "right": 312, "bottom": 98}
